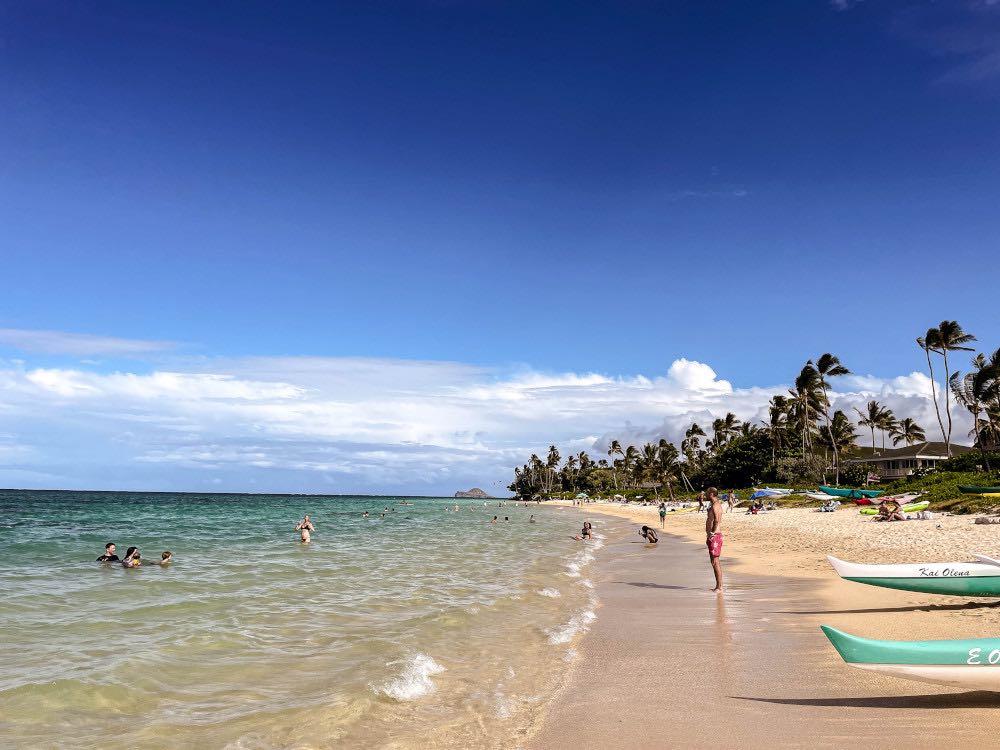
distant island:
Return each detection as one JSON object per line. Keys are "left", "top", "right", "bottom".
{"left": 455, "top": 487, "right": 490, "bottom": 498}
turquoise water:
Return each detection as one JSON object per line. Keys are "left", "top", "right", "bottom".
{"left": 0, "top": 491, "right": 620, "bottom": 749}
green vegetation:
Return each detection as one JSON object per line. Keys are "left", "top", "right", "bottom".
{"left": 509, "top": 320, "right": 1000, "bottom": 509}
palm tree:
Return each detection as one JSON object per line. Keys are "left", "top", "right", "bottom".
{"left": 712, "top": 412, "right": 741, "bottom": 446}
{"left": 815, "top": 353, "right": 851, "bottom": 484}
{"left": 917, "top": 329, "right": 948, "bottom": 451}
{"left": 545, "top": 445, "right": 561, "bottom": 495}
{"left": 935, "top": 321, "right": 977, "bottom": 456}
{"left": 623, "top": 445, "right": 640, "bottom": 489}
{"left": 682, "top": 423, "right": 706, "bottom": 464}
{"left": 876, "top": 408, "right": 898, "bottom": 452}
{"left": 891, "top": 417, "right": 926, "bottom": 447}
{"left": 657, "top": 439, "right": 679, "bottom": 501}
{"left": 607, "top": 440, "right": 622, "bottom": 491}
{"left": 790, "top": 363, "right": 823, "bottom": 454}
{"left": 818, "top": 410, "right": 858, "bottom": 456}
{"left": 854, "top": 400, "right": 885, "bottom": 455}
{"left": 767, "top": 395, "right": 791, "bottom": 462}
{"left": 951, "top": 353, "right": 997, "bottom": 469}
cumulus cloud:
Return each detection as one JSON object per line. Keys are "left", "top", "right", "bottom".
{"left": 0, "top": 328, "right": 175, "bottom": 356}
{"left": 0, "top": 350, "right": 971, "bottom": 494}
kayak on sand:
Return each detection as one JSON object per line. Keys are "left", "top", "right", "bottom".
{"left": 827, "top": 554, "right": 1000, "bottom": 596}
{"left": 959, "top": 485, "right": 1000, "bottom": 496}
{"left": 859, "top": 500, "right": 930, "bottom": 515}
{"left": 822, "top": 625, "right": 1000, "bottom": 691}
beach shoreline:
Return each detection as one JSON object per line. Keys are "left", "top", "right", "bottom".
{"left": 528, "top": 500, "right": 1000, "bottom": 749}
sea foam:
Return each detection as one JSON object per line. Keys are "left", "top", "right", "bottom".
{"left": 375, "top": 654, "right": 445, "bottom": 701}
{"left": 546, "top": 609, "right": 596, "bottom": 644}
{"left": 537, "top": 588, "right": 561, "bottom": 598}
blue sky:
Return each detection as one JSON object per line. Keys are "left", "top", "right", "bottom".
{"left": 1, "top": 1, "right": 997, "bottom": 492}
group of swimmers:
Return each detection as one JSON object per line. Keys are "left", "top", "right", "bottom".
{"left": 96, "top": 542, "right": 172, "bottom": 568}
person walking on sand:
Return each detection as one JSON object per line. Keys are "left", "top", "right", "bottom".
{"left": 705, "top": 487, "right": 724, "bottom": 593}
{"left": 697, "top": 490, "right": 706, "bottom": 513}
{"left": 658, "top": 502, "right": 667, "bottom": 529}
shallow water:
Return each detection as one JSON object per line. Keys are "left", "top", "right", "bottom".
{"left": 0, "top": 491, "right": 622, "bottom": 749}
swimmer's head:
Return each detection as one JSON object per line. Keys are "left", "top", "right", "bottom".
{"left": 124, "top": 546, "right": 137, "bottom": 559}
{"left": 105, "top": 542, "right": 116, "bottom": 555}
{"left": 161, "top": 551, "right": 172, "bottom": 561}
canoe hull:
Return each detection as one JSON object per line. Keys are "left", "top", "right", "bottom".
{"left": 819, "top": 485, "right": 883, "bottom": 499}
{"left": 822, "top": 625, "right": 1000, "bottom": 691}
{"left": 828, "top": 555, "right": 1000, "bottom": 597}
{"left": 959, "top": 485, "right": 1000, "bottom": 495}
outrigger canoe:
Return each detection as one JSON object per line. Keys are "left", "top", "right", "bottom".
{"left": 828, "top": 555, "right": 1000, "bottom": 596}
{"left": 822, "top": 625, "right": 1000, "bottom": 691}
{"left": 960, "top": 485, "right": 1000, "bottom": 497}
{"left": 819, "top": 485, "right": 883, "bottom": 499}
{"left": 859, "top": 500, "right": 930, "bottom": 515}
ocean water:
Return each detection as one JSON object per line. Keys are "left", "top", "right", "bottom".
{"left": 0, "top": 491, "right": 622, "bottom": 749}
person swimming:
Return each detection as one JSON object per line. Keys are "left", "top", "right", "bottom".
{"left": 491, "top": 516, "right": 498, "bottom": 524}
{"left": 294, "top": 514, "right": 315, "bottom": 543}
{"left": 96, "top": 542, "right": 119, "bottom": 563}
{"left": 362, "top": 511, "right": 369, "bottom": 518}
{"left": 639, "top": 526, "right": 659, "bottom": 543}
{"left": 159, "top": 551, "right": 172, "bottom": 566}
{"left": 122, "top": 546, "right": 141, "bottom": 568}
{"left": 529, "top": 514, "right": 536, "bottom": 523}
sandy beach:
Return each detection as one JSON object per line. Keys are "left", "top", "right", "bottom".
{"left": 530, "top": 501, "right": 1000, "bottom": 749}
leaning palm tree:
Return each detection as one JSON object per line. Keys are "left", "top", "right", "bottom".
{"left": 891, "top": 417, "right": 926, "bottom": 447}
{"left": 917, "top": 329, "right": 948, "bottom": 450}
{"left": 935, "top": 321, "right": 977, "bottom": 456}
{"left": 790, "top": 363, "right": 823, "bottom": 454}
{"left": 854, "top": 400, "right": 885, "bottom": 455}
{"left": 815, "top": 353, "right": 851, "bottom": 484}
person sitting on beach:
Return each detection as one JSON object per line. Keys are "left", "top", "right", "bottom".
{"left": 874, "top": 500, "right": 905, "bottom": 522}
{"left": 159, "top": 551, "right": 172, "bottom": 566}
{"left": 96, "top": 542, "right": 119, "bottom": 563}
{"left": 122, "top": 547, "right": 141, "bottom": 568}
{"left": 578, "top": 522, "right": 594, "bottom": 540}
{"left": 639, "top": 525, "right": 659, "bottom": 543}
{"left": 294, "top": 514, "right": 315, "bottom": 543}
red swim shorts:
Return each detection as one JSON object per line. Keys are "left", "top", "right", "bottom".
{"left": 707, "top": 532, "right": 723, "bottom": 558}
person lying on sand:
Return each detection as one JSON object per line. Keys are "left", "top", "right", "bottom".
{"left": 639, "top": 525, "right": 658, "bottom": 543}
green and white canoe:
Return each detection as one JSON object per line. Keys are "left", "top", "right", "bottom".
{"left": 858, "top": 500, "right": 930, "bottom": 515}
{"left": 822, "top": 625, "right": 1000, "bottom": 690}
{"left": 828, "top": 555, "right": 1000, "bottom": 596}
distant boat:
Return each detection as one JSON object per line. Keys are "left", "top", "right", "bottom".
{"left": 959, "top": 485, "right": 1000, "bottom": 497}
{"left": 822, "top": 625, "right": 1000, "bottom": 691}
{"left": 818, "top": 485, "right": 882, "bottom": 499}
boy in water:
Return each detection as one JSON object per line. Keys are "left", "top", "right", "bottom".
{"left": 159, "top": 551, "right": 172, "bottom": 566}
{"left": 705, "top": 487, "right": 723, "bottom": 593}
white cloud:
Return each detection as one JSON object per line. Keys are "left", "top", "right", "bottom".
{"left": 0, "top": 328, "right": 175, "bottom": 356}
{"left": 0, "top": 354, "right": 971, "bottom": 494}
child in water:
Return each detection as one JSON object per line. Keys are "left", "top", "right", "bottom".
{"left": 159, "top": 551, "right": 172, "bottom": 566}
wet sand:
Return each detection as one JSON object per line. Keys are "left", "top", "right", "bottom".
{"left": 530, "top": 503, "right": 1000, "bottom": 749}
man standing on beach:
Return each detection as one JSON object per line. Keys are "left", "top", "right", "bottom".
{"left": 705, "top": 487, "right": 723, "bottom": 593}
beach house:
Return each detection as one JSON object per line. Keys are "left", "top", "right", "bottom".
{"left": 844, "top": 442, "right": 974, "bottom": 480}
